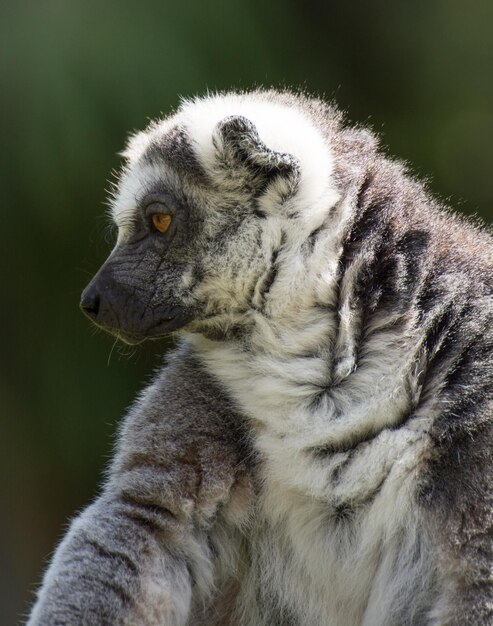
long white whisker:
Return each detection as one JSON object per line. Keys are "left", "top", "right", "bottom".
{"left": 107, "top": 336, "right": 119, "bottom": 366}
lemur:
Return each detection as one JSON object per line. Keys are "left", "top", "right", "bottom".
{"left": 28, "top": 90, "right": 493, "bottom": 625}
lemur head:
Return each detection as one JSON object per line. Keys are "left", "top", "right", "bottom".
{"left": 81, "top": 92, "right": 340, "bottom": 343}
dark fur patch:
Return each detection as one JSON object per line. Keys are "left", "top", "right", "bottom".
{"left": 305, "top": 223, "right": 326, "bottom": 253}
{"left": 85, "top": 538, "right": 139, "bottom": 577}
{"left": 119, "top": 494, "right": 176, "bottom": 532}
{"left": 332, "top": 502, "right": 354, "bottom": 522}
{"left": 259, "top": 249, "right": 281, "bottom": 306}
{"left": 310, "top": 427, "right": 378, "bottom": 457}
{"left": 145, "top": 125, "right": 208, "bottom": 184}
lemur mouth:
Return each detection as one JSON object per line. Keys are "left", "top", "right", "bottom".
{"left": 144, "top": 308, "right": 195, "bottom": 338}
{"left": 98, "top": 308, "right": 194, "bottom": 344}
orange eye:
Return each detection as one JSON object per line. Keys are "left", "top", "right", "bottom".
{"left": 151, "top": 213, "right": 172, "bottom": 233}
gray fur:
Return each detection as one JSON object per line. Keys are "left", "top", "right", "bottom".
{"left": 28, "top": 90, "right": 493, "bottom": 625}
{"left": 28, "top": 347, "right": 252, "bottom": 625}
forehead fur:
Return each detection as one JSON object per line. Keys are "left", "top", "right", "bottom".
{"left": 112, "top": 91, "right": 339, "bottom": 232}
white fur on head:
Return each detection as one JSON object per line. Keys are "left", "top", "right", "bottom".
{"left": 178, "top": 93, "right": 340, "bottom": 233}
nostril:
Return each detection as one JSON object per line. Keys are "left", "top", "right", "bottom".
{"left": 80, "top": 288, "right": 101, "bottom": 320}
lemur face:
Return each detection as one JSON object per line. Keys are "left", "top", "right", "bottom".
{"left": 80, "top": 95, "right": 336, "bottom": 343}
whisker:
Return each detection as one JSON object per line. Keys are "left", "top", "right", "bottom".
{"left": 107, "top": 336, "right": 119, "bottom": 366}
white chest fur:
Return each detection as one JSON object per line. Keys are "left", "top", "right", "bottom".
{"left": 190, "top": 330, "right": 436, "bottom": 625}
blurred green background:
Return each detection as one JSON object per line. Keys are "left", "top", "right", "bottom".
{"left": 1, "top": 0, "right": 492, "bottom": 622}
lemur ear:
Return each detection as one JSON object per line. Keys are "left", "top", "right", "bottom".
{"left": 213, "top": 115, "right": 301, "bottom": 200}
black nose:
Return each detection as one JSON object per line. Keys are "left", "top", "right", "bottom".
{"left": 80, "top": 283, "right": 101, "bottom": 320}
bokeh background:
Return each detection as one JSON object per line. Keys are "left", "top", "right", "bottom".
{"left": 2, "top": 0, "right": 493, "bottom": 622}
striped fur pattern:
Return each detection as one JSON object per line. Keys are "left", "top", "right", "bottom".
{"left": 29, "top": 91, "right": 493, "bottom": 625}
